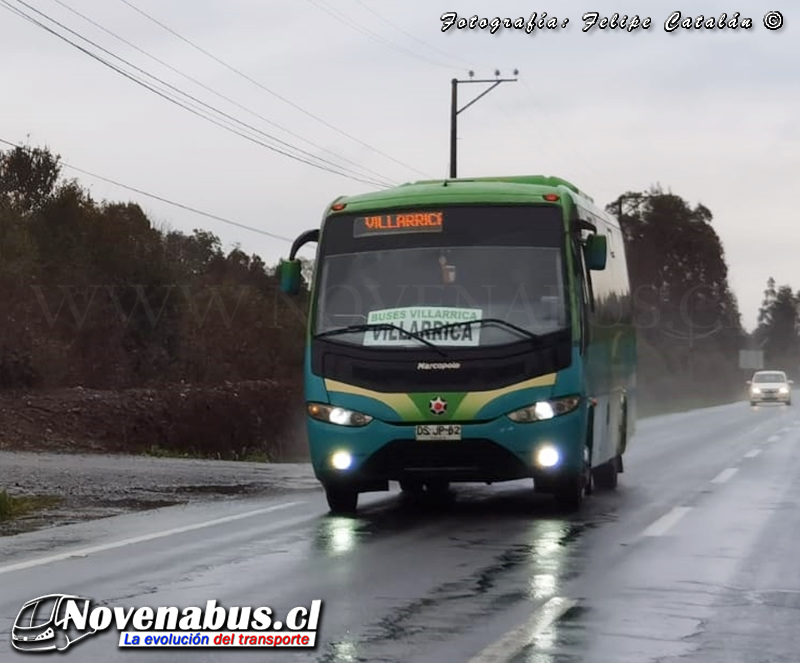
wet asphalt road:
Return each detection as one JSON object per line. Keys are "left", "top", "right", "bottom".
{"left": 2, "top": 400, "right": 800, "bottom": 662}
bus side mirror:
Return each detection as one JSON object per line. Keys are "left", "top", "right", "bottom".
{"left": 280, "top": 228, "right": 320, "bottom": 295}
{"left": 746, "top": 380, "right": 751, "bottom": 384}
{"left": 279, "top": 259, "right": 302, "bottom": 295}
{"left": 584, "top": 234, "right": 607, "bottom": 271}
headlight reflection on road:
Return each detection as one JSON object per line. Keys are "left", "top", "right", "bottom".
{"left": 330, "top": 518, "right": 358, "bottom": 555}
{"left": 529, "top": 573, "right": 557, "bottom": 600}
{"left": 330, "top": 641, "right": 359, "bottom": 662}
{"left": 314, "top": 517, "right": 359, "bottom": 557}
{"left": 530, "top": 626, "right": 557, "bottom": 656}
{"left": 526, "top": 522, "right": 569, "bottom": 600}
{"left": 526, "top": 646, "right": 556, "bottom": 663}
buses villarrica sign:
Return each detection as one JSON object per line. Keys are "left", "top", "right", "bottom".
{"left": 362, "top": 307, "right": 482, "bottom": 347}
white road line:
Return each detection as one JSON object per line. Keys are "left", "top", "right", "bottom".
{"left": 0, "top": 501, "right": 304, "bottom": 576}
{"left": 467, "top": 596, "right": 577, "bottom": 663}
{"left": 744, "top": 449, "right": 761, "bottom": 458}
{"left": 767, "top": 435, "right": 781, "bottom": 443}
{"left": 640, "top": 506, "right": 692, "bottom": 538}
{"left": 711, "top": 468, "right": 738, "bottom": 484}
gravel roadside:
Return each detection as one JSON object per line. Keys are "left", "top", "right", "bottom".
{"left": 0, "top": 451, "right": 319, "bottom": 536}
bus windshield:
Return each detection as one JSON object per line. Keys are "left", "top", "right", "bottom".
{"left": 313, "top": 205, "right": 569, "bottom": 348}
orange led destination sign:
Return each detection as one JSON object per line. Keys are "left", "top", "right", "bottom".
{"left": 353, "top": 211, "right": 444, "bottom": 237}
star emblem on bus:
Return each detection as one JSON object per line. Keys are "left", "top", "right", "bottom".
{"left": 429, "top": 397, "right": 447, "bottom": 415}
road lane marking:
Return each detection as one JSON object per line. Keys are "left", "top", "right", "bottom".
{"left": 640, "top": 506, "right": 692, "bottom": 537}
{"left": 767, "top": 435, "right": 780, "bottom": 443}
{"left": 744, "top": 449, "right": 761, "bottom": 458}
{"left": 0, "top": 501, "right": 304, "bottom": 575}
{"left": 711, "top": 468, "right": 738, "bottom": 484}
{"left": 467, "top": 596, "right": 577, "bottom": 663}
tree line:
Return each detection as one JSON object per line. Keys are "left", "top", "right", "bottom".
{"left": 0, "top": 143, "right": 778, "bottom": 415}
{"left": 608, "top": 188, "right": 747, "bottom": 413}
{"left": 752, "top": 278, "right": 800, "bottom": 378}
{"left": 0, "top": 144, "right": 309, "bottom": 389}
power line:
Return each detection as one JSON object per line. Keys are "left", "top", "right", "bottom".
{"left": 303, "top": 0, "right": 454, "bottom": 70}
{"left": 49, "top": 0, "right": 394, "bottom": 187}
{"left": 0, "top": 137, "right": 294, "bottom": 242}
{"left": 347, "top": 0, "right": 474, "bottom": 70}
{"left": 118, "top": 0, "right": 432, "bottom": 179}
{"left": 2, "top": 0, "right": 393, "bottom": 188}
{"left": 3, "top": 0, "right": 390, "bottom": 188}
{"left": 0, "top": 0, "right": 391, "bottom": 187}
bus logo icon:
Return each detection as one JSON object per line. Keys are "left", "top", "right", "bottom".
{"left": 429, "top": 397, "right": 447, "bottom": 415}
{"left": 12, "top": 594, "right": 98, "bottom": 652}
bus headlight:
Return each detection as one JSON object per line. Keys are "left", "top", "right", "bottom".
{"left": 331, "top": 451, "right": 353, "bottom": 470}
{"left": 535, "top": 445, "right": 560, "bottom": 468}
{"left": 507, "top": 396, "right": 581, "bottom": 423}
{"left": 307, "top": 403, "right": 373, "bottom": 427}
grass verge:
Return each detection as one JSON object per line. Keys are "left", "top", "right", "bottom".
{"left": 142, "top": 445, "right": 273, "bottom": 462}
{"left": 0, "top": 489, "right": 62, "bottom": 522}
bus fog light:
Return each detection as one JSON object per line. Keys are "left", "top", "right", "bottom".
{"left": 535, "top": 445, "right": 560, "bottom": 468}
{"left": 331, "top": 451, "right": 353, "bottom": 470}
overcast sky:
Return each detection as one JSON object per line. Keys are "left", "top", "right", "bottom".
{"left": 1, "top": 0, "right": 796, "bottom": 331}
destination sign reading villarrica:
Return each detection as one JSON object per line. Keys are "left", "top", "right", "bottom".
{"left": 353, "top": 211, "right": 444, "bottom": 237}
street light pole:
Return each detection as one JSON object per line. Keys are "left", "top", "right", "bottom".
{"left": 449, "top": 70, "right": 518, "bottom": 179}
{"left": 449, "top": 78, "right": 458, "bottom": 180}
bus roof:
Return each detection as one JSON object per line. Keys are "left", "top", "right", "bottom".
{"left": 327, "top": 175, "right": 596, "bottom": 215}
{"left": 413, "top": 175, "right": 595, "bottom": 202}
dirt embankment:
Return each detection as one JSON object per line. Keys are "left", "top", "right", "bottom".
{"left": 0, "top": 380, "right": 309, "bottom": 461}
{"left": 0, "top": 380, "right": 318, "bottom": 536}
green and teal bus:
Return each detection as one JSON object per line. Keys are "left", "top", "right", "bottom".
{"left": 279, "top": 175, "right": 636, "bottom": 514}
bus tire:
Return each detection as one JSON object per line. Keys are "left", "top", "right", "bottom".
{"left": 617, "top": 397, "right": 629, "bottom": 455}
{"left": 399, "top": 479, "right": 424, "bottom": 494}
{"left": 553, "top": 475, "right": 584, "bottom": 512}
{"left": 325, "top": 487, "right": 358, "bottom": 515}
{"left": 425, "top": 479, "right": 450, "bottom": 496}
{"left": 592, "top": 458, "right": 618, "bottom": 490}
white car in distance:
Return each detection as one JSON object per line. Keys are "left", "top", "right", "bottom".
{"left": 748, "top": 370, "right": 793, "bottom": 406}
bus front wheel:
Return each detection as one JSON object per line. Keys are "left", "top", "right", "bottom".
{"left": 325, "top": 486, "right": 358, "bottom": 515}
{"left": 553, "top": 475, "right": 585, "bottom": 512}
{"left": 592, "top": 458, "right": 619, "bottom": 491}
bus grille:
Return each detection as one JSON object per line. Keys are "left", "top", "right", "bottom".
{"left": 360, "top": 439, "right": 531, "bottom": 482}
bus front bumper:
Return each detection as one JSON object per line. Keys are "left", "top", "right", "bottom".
{"left": 308, "top": 409, "right": 586, "bottom": 491}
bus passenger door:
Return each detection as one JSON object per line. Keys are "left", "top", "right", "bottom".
{"left": 576, "top": 235, "right": 609, "bottom": 464}
{"left": 580, "top": 232, "right": 613, "bottom": 465}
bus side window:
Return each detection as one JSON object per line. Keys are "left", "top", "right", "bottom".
{"left": 609, "top": 226, "right": 631, "bottom": 320}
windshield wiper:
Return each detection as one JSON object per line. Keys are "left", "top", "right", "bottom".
{"left": 314, "top": 323, "right": 448, "bottom": 356}
{"left": 434, "top": 318, "right": 543, "bottom": 342}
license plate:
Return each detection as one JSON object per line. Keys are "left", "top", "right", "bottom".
{"left": 415, "top": 424, "right": 462, "bottom": 441}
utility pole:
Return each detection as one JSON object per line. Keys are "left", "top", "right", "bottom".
{"left": 449, "top": 69, "right": 518, "bottom": 179}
